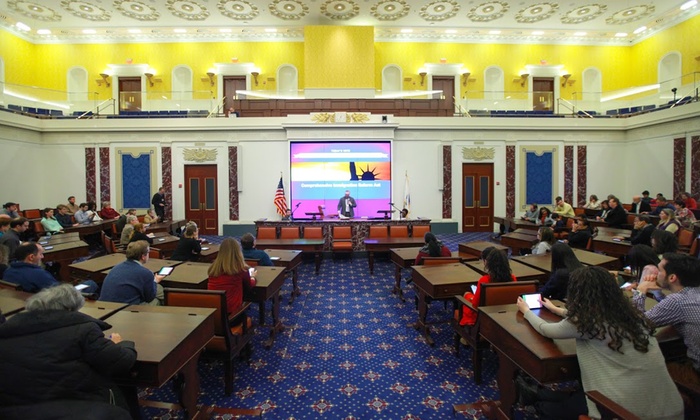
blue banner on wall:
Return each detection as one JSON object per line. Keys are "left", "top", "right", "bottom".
{"left": 121, "top": 154, "right": 152, "bottom": 208}
{"left": 525, "top": 152, "right": 552, "bottom": 205}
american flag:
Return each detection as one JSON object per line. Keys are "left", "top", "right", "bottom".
{"left": 274, "top": 176, "right": 288, "bottom": 215}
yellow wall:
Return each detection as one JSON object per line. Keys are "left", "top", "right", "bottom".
{"left": 632, "top": 14, "right": 700, "bottom": 80}
{"left": 304, "top": 26, "right": 375, "bottom": 88}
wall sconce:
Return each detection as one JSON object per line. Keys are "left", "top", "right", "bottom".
{"left": 462, "top": 72, "right": 471, "bottom": 86}
{"left": 206, "top": 72, "right": 215, "bottom": 86}
{"left": 419, "top": 72, "right": 427, "bottom": 86}
{"left": 251, "top": 71, "right": 259, "bottom": 86}
{"left": 561, "top": 74, "right": 572, "bottom": 87}
{"left": 519, "top": 73, "right": 529, "bottom": 87}
{"left": 97, "top": 73, "right": 111, "bottom": 87}
{"left": 145, "top": 73, "right": 155, "bottom": 87}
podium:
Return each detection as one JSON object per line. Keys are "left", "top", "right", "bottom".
{"left": 305, "top": 212, "right": 323, "bottom": 220}
{"left": 377, "top": 210, "right": 394, "bottom": 219}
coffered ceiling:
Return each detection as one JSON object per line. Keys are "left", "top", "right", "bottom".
{"left": 1, "top": 0, "right": 698, "bottom": 45}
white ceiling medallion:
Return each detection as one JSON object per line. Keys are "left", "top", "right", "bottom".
{"left": 269, "top": 0, "right": 309, "bottom": 21}
{"left": 560, "top": 4, "right": 606, "bottom": 25}
{"left": 60, "top": 1, "right": 110, "bottom": 21}
{"left": 370, "top": 0, "right": 409, "bottom": 21}
{"left": 218, "top": 0, "right": 259, "bottom": 20}
{"left": 321, "top": 0, "right": 359, "bottom": 21}
{"left": 515, "top": 2, "right": 559, "bottom": 24}
{"left": 467, "top": 1, "right": 509, "bottom": 23}
{"left": 606, "top": 5, "right": 655, "bottom": 25}
{"left": 114, "top": 0, "right": 160, "bottom": 21}
{"left": 8, "top": 1, "right": 61, "bottom": 21}
{"left": 419, "top": 0, "right": 460, "bottom": 22}
{"left": 167, "top": 0, "right": 210, "bottom": 21}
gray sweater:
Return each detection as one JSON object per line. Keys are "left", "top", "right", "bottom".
{"left": 524, "top": 311, "right": 683, "bottom": 419}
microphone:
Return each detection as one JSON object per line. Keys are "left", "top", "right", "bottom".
{"left": 295, "top": 202, "right": 301, "bottom": 207}
{"left": 388, "top": 202, "right": 394, "bottom": 205}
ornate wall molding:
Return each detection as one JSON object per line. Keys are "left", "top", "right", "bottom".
{"left": 462, "top": 146, "right": 495, "bottom": 161}
{"left": 183, "top": 147, "right": 218, "bottom": 162}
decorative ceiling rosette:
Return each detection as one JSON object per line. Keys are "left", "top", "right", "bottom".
{"left": 167, "top": 0, "right": 209, "bottom": 21}
{"left": 515, "top": 2, "right": 558, "bottom": 24}
{"left": 370, "top": 0, "right": 409, "bottom": 21}
{"left": 419, "top": 0, "right": 460, "bottom": 22}
{"left": 8, "top": 1, "right": 61, "bottom": 21}
{"left": 269, "top": 0, "right": 309, "bottom": 20}
{"left": 606, "top": 4, "right": 655, "bottom": 25}
{"left": 60, "top": 1, "right": 110, "bottom": 21}
{"left": 467, "top": 1, "right": 509, "bottom": 23}
{"left": 218, "top": 0, "right": 259, "bottom": 20}
{"left": 560, "top": 4, "right": 606, "bottom": 24}
{"left": 114, "top": 0, "right": 160, "bottom": 21}
{"left": 321, "top": 0, "right": 359, "bottom": 21}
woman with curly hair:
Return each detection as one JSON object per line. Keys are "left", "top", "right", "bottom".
{"left": 458, "top": 247, "right": 515, "bottom": 326}
{"left": 516, "top": 266, "right": 683, "bottom": 419}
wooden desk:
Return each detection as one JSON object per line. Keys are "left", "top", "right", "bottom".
{"left": 465, "top": 259, "right": 547, "bottom": 283}
{"left": 513, "top": 249, "right": 620, "bottom": 274}
{"left": 389, "top": 248, "right": 465, "bottom": 302}
{"left": 0, "top": 289, "right": 32, "bottom": 316}
{"left": 510, "top": 219, "right": 539, "bottom": 231}
{"left": 411, "top": 264, "right": 482, "bottom": 346}
{"left": 255, "top": 239, "right": 324, "bottom": 274}
{"left": 72, "top": 254, "right": 180, "bottom": 283}
{"left": 79, "top": 300, "right": 128, "bottom": 320}
{"left": 198, "top": 243, "right": 220, "bottom": 262}
{"left": 364, "top": 237, "right": 425, "bottom": 274}
{"left": 500, "top": 231, "right": 538, "bottom": 255}
{"left": 592, "top": 236, "right": 632, "bottom": 259}
{"left": 511, "top": 253, "right": 553, "bottom": 273}
{"left": 38, "top": 232, "right": 81, "bottom": 245}
{"left": 246, "top": 266, "right": 286, "bottom": 349}
{"left": 458, "top": 241, "right": 509, "bottom": 258}
{"left": 102, "top": 305, "right": 215, "bottom": 419}
{"left": 146, "top": 219, "right": 186, "bottom": 235}
{"left": 42, "top": 240, "right": 90, "bottom": 282}
{"left": 595, "top": 226, "right": 632, "bottom": 237}
{"left": 65, "top": 220, "right": 116, "bottom": 240}
{"left": 158, "top": 262, "right": 211, "bottom": 289}
{"left": 265, "top": 249, "right": 303, "bottom": 304}
{"left": 149, "top": 233, "right": 181, "bottom": 255}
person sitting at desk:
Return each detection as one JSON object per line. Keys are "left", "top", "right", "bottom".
{"left": 674, "top": 199, "right": 696, "bottom": 228}
{"left": 0, "top": 284, "right": 137, "bottom": 418}
{"left": 656, "top": 208, "right": 681, "bottom": 234}
{"left": 208, "top": 237, "right": 256, "bottom": 319}
{"left": 630, "top": 195, "right": 651, "bottom": 214}
{"left": 554, "top": 196, "right": 576, "bottom": 218}
{"left": 0, "top": 218, "right": 28, "bottom": 259}
{"left": 613, "top": 214, "right": 654, "bottom": 246}
{"left": 119, "top": 215, "right": 138, "bottom": 246}
{"left": 86, "top": 202, "right": 102, "bottom": 222}
{"left": 635, "top": 253, "right": 700, "bottom": 387}
{"left": 652, "top": 229, "right": 679, "bottom": 258}
{"left": 98, "top": 201, "right": 120, "bottom": 220}
{"left": 596, "top": 199, "right": 610, "bottom": 219}
{"left": 648, "top": 196, "right": 676, "bottom": 215}
{"left": 0, "top": 218, "right": 10, "bottom": 239}
{"left": 170, "top": 224, "right": 202, "bottom": 261}
{"left": 40, "top": 207, "right": 64, "bottom": 234}
{"left": 531, "top": 227, "right": 555, "bottom": 255}
{"left": 539, "top": 242, "right": 584, "bottom": 301}
{"left": 583, "top": 194, "right": 601, "bottom": 210}
{"left": 239, "top": 233, "right": 273, "bottom": 266}
{"left": 3, "top": 243, "right": 98, "bottom": 294}
{"left": 55, "top": 205, "right": 76, "bottom": 228}
{"left": 65, "top": 195, "right": 79, "bottom": 215}
{"left": 562, "top": 218, "right": 592, "bottom": 249}
{"left": 414, "top": 232, "right": 450, "bottom": 265}
{"left": 281, "top": 209, "right": 292, "bottom": 221}
{"left": 73, "top": 203, "right": 95, "bottom": 225}
{"left": 115, "top": 208, "right": 136, "bottom": 233}
{"left": 1, "top": 202, "right": 19, "bottom": 218}
{"left": 600, "top": 197, "right": 627, "bottom": 228}
{"left": 457, "top": 247, "right": 515, "bottom": 326}
{"left": 128, "top": 223, "right": 153, "bottom": 245}
{"left": 680, "top": 191, "right": 697, "bottom": 210}
{"left": 144, "top": 208, "right": 159, "bottom": 224}
{"left": 517, "top": 266, "right": 683, "bottom": 420}
{"left": 495, "top": 203, "right": 538, "bottom": 238}
{"left": 99, "top": 240, "right": 165, "bottom": 306}
{"left": 535, "top": 207, "right": 554, "bottom": 226}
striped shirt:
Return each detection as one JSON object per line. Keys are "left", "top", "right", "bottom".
{"left": 634, "top": 286, "right": 700, "bottom": 370}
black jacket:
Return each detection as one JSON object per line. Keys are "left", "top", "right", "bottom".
{"left": 0, "top": 310, "right": 136, "bottom": 407}
{"left": 540, "top": 268, "right": 571, "bottom": 301}
{"left": 630, "top": 201, "right": 651, "bottom": 214}
{"left": 604, "top": 205, "right": 628, "bottom": 228}
{"left": 630, "top": 224, "right": 655, "bottom": 246}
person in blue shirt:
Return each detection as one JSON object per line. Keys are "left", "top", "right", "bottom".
{"left": 240, "top": 233, "right": 273, "bottom": 266}
{"left": 99, "top": 240, "right": 165, "bottom": 305}
{"left": 73, "top": 203, "right": 95, "bottom": 225}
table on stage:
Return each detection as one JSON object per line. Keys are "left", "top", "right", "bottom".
{"left": 64, "top": 220, "right": 116, "bottom": 240}
{"left": 42, "top": 240, "right": 90, "bottom": 282}
{"left": 389, "top": 248, "right": 464, "bottom": 302}
{"left": 255, "top": 239, "right": 324, "bottom": 274}
{"left": 499, "top": 230, "right": 538, "bottom": 255}
{"left": 458, "top": 241, "right": 509, "bottom": 258}
{"left": 411, "top": 263, "right": 482, "bottom": 346}
{"left": 103, "top": 305, "right": 215, "bottom": 420}
{"left": 197, "top": 243, "right": 220, "bottom": 262}
{"left": 464, "top": 259, "right": 547, "bottom": 283}
{"left": 79, "top": 300, "right": 128, "bottom": 320}
{"left": 363, "top": 237, "right": 425, "bottom": 274}
{"left": 158, "top": 262, "right": 211, "bottom": 289}
{"left": 0, "top": 288, "right": 32, "bottom": 316}
{"left": 265, "top": 249, "right": 303, "bottom": 304}
{"left": 245, "top": 266, "right": 287, "bottom": 349}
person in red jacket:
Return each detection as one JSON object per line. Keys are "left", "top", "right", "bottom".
{"left": 414, "top": 232, "right": 451, "bottom": 265}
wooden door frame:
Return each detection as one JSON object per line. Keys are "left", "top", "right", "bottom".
{"left": 184, "top": 164, "right": 219, "bottom": 235}
{"left": 461, "top": 163, "right": 495, "bottom": 233}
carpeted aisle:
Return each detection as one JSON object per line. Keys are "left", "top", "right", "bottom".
{"left": 140, "top": 232, "right": 538, "bottom": 419}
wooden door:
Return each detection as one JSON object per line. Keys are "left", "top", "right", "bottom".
{"left": 532, "top": 78, "right": 554, "bottom": 111}
{"left": 223, "top": 76, "right": 247, "bottom": 110}
{"left": 462, "top": 163, "right": 494, "bottom": 232}
{"left": 119, "top": 77, "right": 142, "bottom": 112}
{"left": 184, "top": 165, "right": 218, "bottom": 235}
{"left": 432, "top": 76, "right": 455, "bottom": 113}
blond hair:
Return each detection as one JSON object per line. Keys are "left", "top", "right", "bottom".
{"left": 208, "top": 237, "right": 247, "bottom": 277}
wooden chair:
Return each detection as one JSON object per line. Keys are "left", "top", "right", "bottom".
{"left": 554, "top": 217, "right": 575, "bottom": 239}
{"left": 256, "top": 226, "right": 277, "bottom": 240}
{"left": 578, "top": 390, "right": 640, "bottom": 420}
{"left": 23, "top": 208, "right": 41, "bottom": 219}
{"left": 331, "top": 226, "right": 353, "bottom": 258}
{"left": 678, "top": 228, "right": 694, "bottom": 253}
{"left": 303, "top": 226, "right": 323, "bottom": 239}
{"left": 280, "top": 226, "right": 300, "bottom": 239}
{"left": 411, "top": 225, "right": 430, "bottom": 239}
{"left": 245, "top": 259, "right": 259, "bottom": 267}
{"left": 452, "top": 280, "right": 539, "bottom": 384}
{"left": 421, "top": 257, "right": 461, "bottom": 266}
{"left": 689, "top": 236, "right": 699, "bottom": 258}
{"left": 368, "top": 225, "right": 388, "bottom": 238}
{"left": 0, "top": 280, "right": 21, "bottom": 290}
{"left": 389, "top": 225, "right": 409, "bottom": 238}
{"left": 148, "top": 248, "right": 163, "bottom": 259}
{"left": 673, "top": 378, "right": 700, "bottom": 420}
{"left": 574, "top": 207, "right": 585, "bottom": 217}
{"left": 33, "top": 220, "right": 46, "bottom": 237}
{"left": 164, "top": 288, "right": 254, "bottom": 396}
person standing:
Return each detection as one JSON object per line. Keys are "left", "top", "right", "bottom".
{"left": 151, "top": 187, "right": 166, "bottom": 222}
{"left": 337, "top": 190, "right": 357, "bottom": 218}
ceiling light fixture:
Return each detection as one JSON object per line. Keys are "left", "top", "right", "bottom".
{"left": 615, "top": 32, "right": 628, "bottom": 37}
{"left": 16, "top": 22, "right": 30, "bottom": 31}
{"left": 681, "top": 1, "right": 697, "bottom": 11}
{"left": 37, "top": 29, "right": 51, "bottom": 35}
{"left": 128, "top": 29, "right": 141, "bottom": 34}
{"left": 83, "top": 29, "right": 96, "bottom": 34}
{"left": 489, "top": 30, "right": 501, "bottom": 35}
{"left": 574, "top": 31, "right": 587, "bottom": 36}
{"left": 174, "top": 28, "right": 187, "bottom": 33}
{"left": 532, "top": 31, "right": 544, "bottom": 35}
{"left": 445, "top": 29, "right": 457, "bottom": 34}
{"left": 264, "top": 28, "right": 277, "bottom": 33}
{"left": 400, "top": 29, "right": 413, "bottom": 33}
{"left": 219, "top": 28, "right": 232, "bottom": 33}
{"left": 633, "top": 26, "right": 647, "bottom": 34}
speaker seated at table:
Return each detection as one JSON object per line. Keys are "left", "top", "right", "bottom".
{"left": 411, "top": 225, "right": 430, "bottom": 238}
{"left": 256, "top": 226, "right": 277, "bottom": 240}
{"left": 389, "top": 225, "right": 408, "bottom": 238}
{"left": 452, "top": 281, "right": 539, "bottom": 384}
{"left": 331, "top": 226, "right": 353, "bottom": 258}
{"left": 369, "top": 225, "right": 388, "bottom": 238}
{"left": 280, "top": 227, "right": 300, "bottom": 239}
{"left": 303, "top": 226, "right": 323, "bottom": 239}
{"left": 164, "top": 288, "right": 254, "bottom": 396}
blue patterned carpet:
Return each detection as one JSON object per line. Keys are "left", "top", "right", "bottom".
{"left": 141, "top": 232, "right": 538, "bottom": 419}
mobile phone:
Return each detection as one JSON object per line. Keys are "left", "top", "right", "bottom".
{"left": 521, "top": 293, "right": 542, "bottom": 309}
{"left": 157, "top": 266, "right": 174, "bottom": 276}
{"left": 620, "top": 282, "right": 633, "bottom": 289}
{"left": 74, "top": 284, "right": 89, "bottom": 291}
{"left": 201, "top": 247, "right": 209, "bottom": 251}
{"left": 470, "top": 285, "right": 477, "bottom": 294}
{"left": 44, "top": 246, "right": 54, "bottom": 251}
{"left": 248, "top": 267, "right": 256, "bottom": 277}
